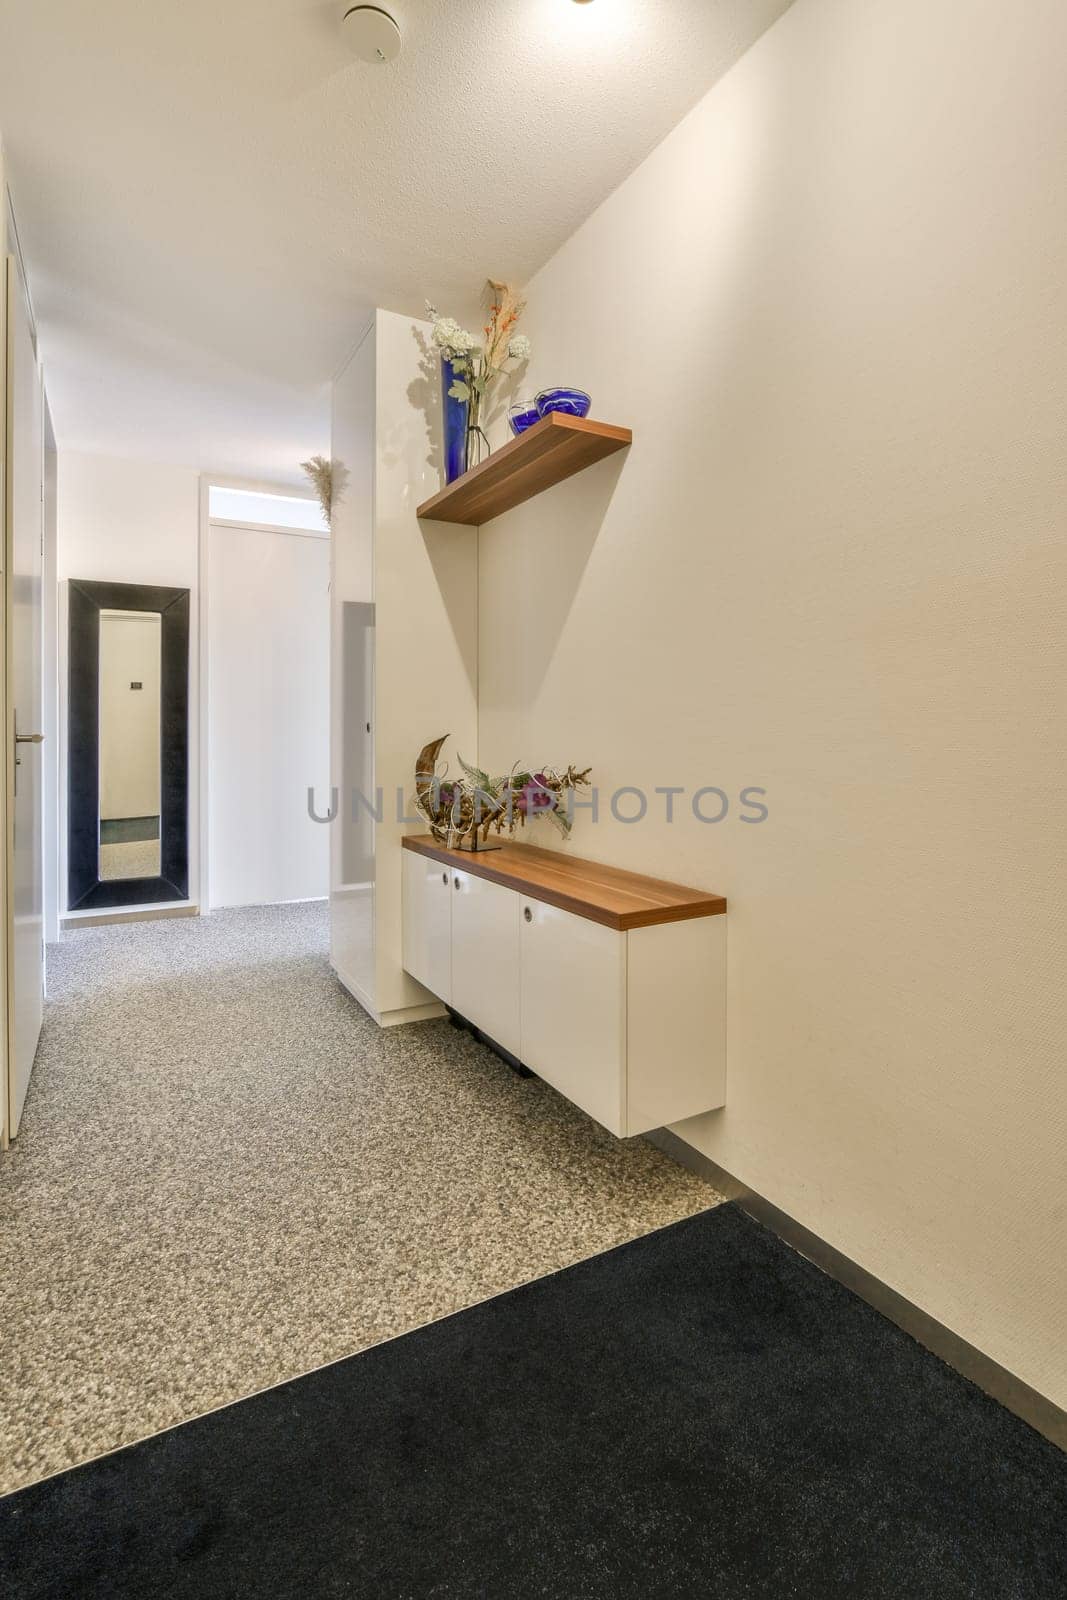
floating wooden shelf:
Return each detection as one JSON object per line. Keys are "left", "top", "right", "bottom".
{"left": 416, "top": 413, "right": 632, "bottom": 527}
{"left": 403, "top": 835, "right": 726, "bottom": 931}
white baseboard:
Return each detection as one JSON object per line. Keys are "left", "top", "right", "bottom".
{"left": 61, "top": 903, "right": 199, "bottom": 929}
{"left": 331, "top": 963, "right": 446, "bottom": 1027}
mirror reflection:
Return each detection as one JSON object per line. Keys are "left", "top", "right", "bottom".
{"left": 98, "top": 609, "right": 162, "bottom": 880}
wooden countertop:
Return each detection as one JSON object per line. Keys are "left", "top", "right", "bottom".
{"left": 402, "top": 835, "right": 726, "bottom": 932}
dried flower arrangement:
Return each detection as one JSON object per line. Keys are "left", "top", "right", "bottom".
{"left": 300, "top": 454, "right": 333, "bottom": 527}
{"left": 426, "top": 282, "right": 531, "bottom": 469}
{"left": 414, "top": 735, "right": 591, "bottom": 851}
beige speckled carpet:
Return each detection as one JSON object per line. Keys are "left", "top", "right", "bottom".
{"left": 0, "top": 901, "right": 720, "bottom": 1495}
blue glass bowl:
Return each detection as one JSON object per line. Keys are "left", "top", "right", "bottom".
{"left": 536, "top": 387, "right": 591, "bottom": 419}
{"left": 508, "top": 400, "right": 541, "bottom": 436}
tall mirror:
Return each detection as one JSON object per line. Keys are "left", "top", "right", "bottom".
{"left": 68, "top": 581, "right": 190, "bottom": 911}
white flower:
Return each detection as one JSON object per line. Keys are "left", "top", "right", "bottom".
{"left": 432, "top": 316, "right": 480, "bottom": 358}
{"left": 431, "top": 316, "right": 462, "bottom": 348}
{"left": 507, "top": 334, "right": 531, "bottom": 362}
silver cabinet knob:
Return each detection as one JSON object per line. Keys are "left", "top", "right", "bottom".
{"left": 441, "top": 871, "right": 448, "bottom": 884}
{"left": 455, "top": 875, "right": 462, "bottom": 890}
{"left": 524, "top": 906, "right": 532, "bottom": 923}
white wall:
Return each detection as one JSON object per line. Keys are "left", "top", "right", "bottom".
{"left": 206, "top": 522, "right": 329, "bottom": 908}
{"left": 57, "top": 452, "right": 200, "bottom": 590}
{"left": 57, "top": 451, "right": 200, "bottom": 908}
{"left": 477, "top": 0, "right": 1067, "bottom": 1406}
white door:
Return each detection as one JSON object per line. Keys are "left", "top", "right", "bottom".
{"left": 401, "top": 850, "right": 452, "bottom": 1003}
{"left": 451, "top": 869, "right": 521, "bottom": 1056}
{"left": 520, "top": 899, "right": 627, "bottom": 1135}
{"left": 207, "top": 523, "right": 329, "bottom": 908}
{"left": 5, "top": 253, "right": 44, "bottom": 1138}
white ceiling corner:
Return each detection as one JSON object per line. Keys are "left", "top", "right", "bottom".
{"left": 0, "top": 0, "right": 794, "bottom": 483}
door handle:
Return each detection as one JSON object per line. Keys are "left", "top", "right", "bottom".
{"left": 14, "top": 730, "right": 44, "bottom": 774}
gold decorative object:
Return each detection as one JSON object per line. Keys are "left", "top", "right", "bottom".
{"left": 300, "top": 454, "right": 333, "bottom": 527}
{"left": 413, "top": 735, "right": 591, "bottom": 852}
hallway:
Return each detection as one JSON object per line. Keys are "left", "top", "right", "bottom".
{"left": 0, "top": 904, "right": 718, "bottom": 1495}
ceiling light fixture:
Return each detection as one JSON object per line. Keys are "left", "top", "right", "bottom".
{"left": 343, "top": 5, "right": 402, "bottom": 63}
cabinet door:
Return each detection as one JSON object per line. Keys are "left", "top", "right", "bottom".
{"left": 401, "top": 851, "right": 452, "bottom": 1002}
{"left": 625, "top": 917, "right": 726, "bottom": 1135}
{"left": 451, "top": 870, "right": 521, "bottom": 1056}
{"left": 520, "top": 899, "right": 627, "bottom": 1135}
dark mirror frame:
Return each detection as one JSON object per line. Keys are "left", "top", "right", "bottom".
{"left": 68, "top": 579, "right": 190, "bottom": 911}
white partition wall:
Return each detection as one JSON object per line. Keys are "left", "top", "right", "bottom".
{"left": 330, "top": 327, "right": 376, "bottom": 1007}
{"left": 330, "top": 311, "right": 477, "bottom": 1024}
{"left": 206, "top": 521, "right": 329, "bottom": 909}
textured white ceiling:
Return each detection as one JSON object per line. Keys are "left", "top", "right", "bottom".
{"left": 0, "top": 0, "right": 793, "bottom": 483}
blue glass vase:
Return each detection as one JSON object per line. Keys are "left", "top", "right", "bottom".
{"left": 442, "top": 358, "right": 469, "bottom": 483}
{"left": 536, "top": 387, "right": 592, "bottom": 419}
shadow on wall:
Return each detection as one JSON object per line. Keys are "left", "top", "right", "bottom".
{"left": 482, "top": 363, "right": 524, "bottom": 441}
{"left": 421, "top": 521, "right": 479, "bottom": 705}
{"left": 500, "top": 450, "right": 628, "bottom": 698}
{"left": 403, "top": 317, "right": 625, "bottom": 712}
{"left": 375, "top": 324, "right": 477, "bottom": 707}
{"left": 409, "top": 326, "right": 445, "bottom": 481}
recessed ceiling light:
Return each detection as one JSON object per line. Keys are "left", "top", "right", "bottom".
{"left": 343, "top": 5, "right": 402, "bottom": 64}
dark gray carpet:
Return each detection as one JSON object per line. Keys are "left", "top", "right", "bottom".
{"left": 1, "top": 1204, "right": 1063, "bottom": 1598}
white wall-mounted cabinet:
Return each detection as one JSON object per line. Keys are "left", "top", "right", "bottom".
{"left": 401, "top": 838, "right": 726, "bottom": 1138}
{"left": 452, "top": 869, "right": 522, "bottom": 1059}
{"left": 401, "top": 851, "right": 453, "bottom": 1005}
{"left": 520, "top": 899, "right": 628, "bottom": 1133}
